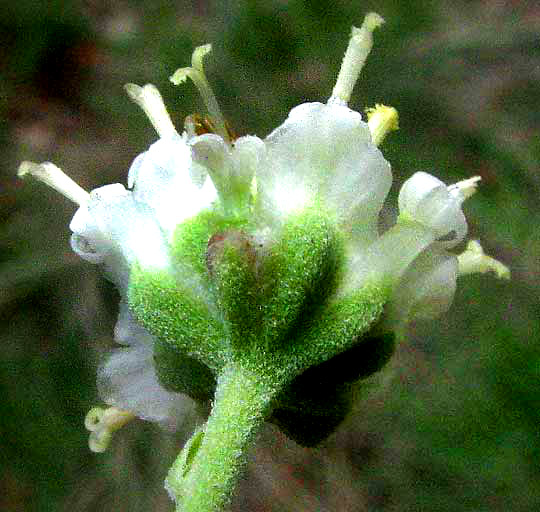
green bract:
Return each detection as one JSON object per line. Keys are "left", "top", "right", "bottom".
{"left": 17, "top": 12, "right": 509, "bottom": 512}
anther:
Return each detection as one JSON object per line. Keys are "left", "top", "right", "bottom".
{"left": 448, "top": 176, "right": 482, "bottom": 200}
{"left": 366, "top": 104, "right": 399, "bottom": 146}
{"left": 170, "top": 44, "right": 230, "bottom": 144}
{"left": 457, "top": 240, "right": 510, "bottom": 280}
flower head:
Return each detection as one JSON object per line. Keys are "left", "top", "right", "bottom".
{"left": 18, "top": 12, "right": 509, "bottom": 460}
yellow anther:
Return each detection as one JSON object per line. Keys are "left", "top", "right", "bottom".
{"left": 366, "top": 104, "right": 399, "bottom": 146}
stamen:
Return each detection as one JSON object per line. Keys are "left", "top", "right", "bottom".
{"left": 191, "top": 43, "right": 212, "bottom": 72}
{"left": 124, "top": 83, "right": 179, "bottom": 139}
{"left": 457, "top": 240, "right": 510, "bottom": 280}
{"left": 448, "top": 176, "right": 482, "bottom": 200}
{"left": 366, "top": 104, "right": 399, "bottom": 145}
{"left": 328, "top": 12, "right": 384, "bottom": 106}
{"left": 170, "top": 44, "right": 230, "bottom": 144}
{"left": 85, "top": 406, "right": 136, "bottom": 453}
{"left": 18, "top": 161, "right": 89, "bottom": 206}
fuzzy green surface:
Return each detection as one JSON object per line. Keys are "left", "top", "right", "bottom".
{"left": 130, "top": 204, "right": 389, "bottom": 444}
{"left": 167, "top": 363, "right": 276, "bottom": 512}
{"left": 170, "top": 210, "right": 249, "bottom": 280}
{"left": 260, "top": 208, "right": 344, "bottom": 348}
{"left": 128, "top": 265, "right": 226, "bottom": 378}
{"left": 250, "top": 285, "right": 389, "bottom": 381}
{"left": 165, "top": 279, "right": 391, "bottom": 506}
{"left": 212, "top": 242, "right": 260, "bottom": 350}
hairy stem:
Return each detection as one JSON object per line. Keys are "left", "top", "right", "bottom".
{"left": 167, "top": 362, "right": 277, "bottom": 512}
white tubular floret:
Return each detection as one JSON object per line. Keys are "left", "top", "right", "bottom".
{"left": 262, "top": 101, "right": 390, "bottom": 234}
{"left": 18, "top": 161, "right": 89, "bottom": 206}
{"left": 457, "top": 240, "right": 510, "bottom": 280}
{"left": 328, "top": 12, "right": 384, "bottom": 106}
{"left": 124, "top": 83, "right": 179, "bottom": 139}
{"left": 97, "top": 301, "right": 197, "bottom": 430}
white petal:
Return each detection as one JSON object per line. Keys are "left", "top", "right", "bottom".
{"left": 190, "top": 133, "right": 264, "bottom": 190}
{"left": 398, "top": 171, "right": 467, "bottom": 246}
{"left": 127, "top": 151, "right": 147, "bottom": 189}
{"left": 69, "top": 183, "right": 169, "bottom": 288}
{"left": 387, "top": 247, "right": 458, "bottom": 327}
{"left": 132, "top": 136, "right": 217, "bottom": 236}
{"left": 261, "top": 102, "right": 391, "bottom": 238}
{"left": 98, "top": 345, "right": 194, "bottom": 430}
{"left": 189, "top": 134, "right": 227, "bottom": 178}
{"left": 399, "top": 172, "right": 444, "bottom": 214}
{"left": 98, "top": 303, "right": 195, "bottom": 430}
{"left": 230, "top": 135, "right": 266, "bottom": 184}
{"left": 347, "top": 221, "right": 436, "bottom": 292}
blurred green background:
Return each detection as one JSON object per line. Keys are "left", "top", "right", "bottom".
{"left": 1, "top": 1, "right": 539, "bottom": 510}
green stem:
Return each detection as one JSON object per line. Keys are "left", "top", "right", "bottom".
{"left": 167, "top": 362, "right": 277, "bottom": 512}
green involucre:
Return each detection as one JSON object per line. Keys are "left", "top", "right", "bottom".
{"left": 128, "top": 264, "right": 225, "bottom": 393}
{"left": 130, "top": 205, "right": 395, "bottom": 512}
{"left": 259, "top": 208, "right": 345, "bottom": 348}
{"left": 129, "top": 206, "right": 391, "bottom": 447}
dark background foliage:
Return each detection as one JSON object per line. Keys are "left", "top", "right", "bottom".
{"left": 1, "top": 1, "right": 539, "bottom": 510}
